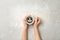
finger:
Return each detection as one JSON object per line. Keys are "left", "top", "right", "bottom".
{"left": 34, "top": 17, "right": 36, "bottom": 24}
{"left": 37, "top": 17, "right": 40, "bottom": 24}
{"left": 23, "top": 19, "right": 25, "bottom": 24}
{"left": 24, "top": 16, "right": 28, "bottom": 21}
{"left": 35, "top": 17, "right": 38, "bottom": 22}
{"left": 23, "top": 16, "right": 28, "bottom": 23}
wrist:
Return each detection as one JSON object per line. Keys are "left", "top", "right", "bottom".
{"left": 23, "top": 26, "right": 28, "bottom": 30}
{"left": 34, "top": 26, "right": 38, "bottom": 29}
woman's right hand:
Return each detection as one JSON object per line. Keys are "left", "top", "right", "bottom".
{"left": 34, "top": 17, "right": 40, "bottom": 28}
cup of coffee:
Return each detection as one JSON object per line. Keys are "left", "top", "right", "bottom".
{"left": 26, "top": 16, "right": 34, "bottom": 25}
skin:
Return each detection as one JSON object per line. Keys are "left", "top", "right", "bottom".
{"left": 34, "top": 17, "right": 41, "bottom": 40}
{"left": 22, "top": 16, "right": 41, "bottom": 40}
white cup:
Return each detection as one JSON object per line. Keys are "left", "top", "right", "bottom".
{"left": 26, "top": 16, "right": 34, "bottom": 25}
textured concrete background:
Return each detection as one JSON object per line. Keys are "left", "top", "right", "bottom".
{"left": 0, "top": 0, "right": 60, "bottom": 40}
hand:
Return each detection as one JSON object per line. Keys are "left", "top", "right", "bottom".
{"left": 23, "top": 16, "right": 29, "bottom": 29}
{"left": 34, "top": 17, "right": 40, "bottom": 28}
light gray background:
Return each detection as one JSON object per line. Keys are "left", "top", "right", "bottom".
{"left": 0, "top": 0, "right": 60, "bottom": 40}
